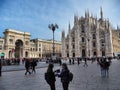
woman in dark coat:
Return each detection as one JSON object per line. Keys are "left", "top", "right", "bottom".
{"left": 25, "top": 59, "right": 31, "bottom": 75}
{"left": 45, "top": 63, "right": 56, "bottom": 90}
{"left": 58, "top": 63, "right": 70, "bottom": 90}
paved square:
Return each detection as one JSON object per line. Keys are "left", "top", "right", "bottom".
{"left": 0, "top": 60, "right": 120, "bottom": 90}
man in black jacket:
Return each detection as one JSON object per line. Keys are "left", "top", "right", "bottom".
{"left": 25, "top": 59, "right": 31, "bottom": 75}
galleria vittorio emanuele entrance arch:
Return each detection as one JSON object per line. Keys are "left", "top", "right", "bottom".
{"left": 15, "top": 39, "right": 23, "bottom": 58}
{"left": 4, "top": 29, "right": 31, "bottom": 59}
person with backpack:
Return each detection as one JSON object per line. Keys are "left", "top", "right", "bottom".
{"left": 45, "top": 63, "right": 56, "bottom": 90}
{"left": 57, "top": 63, "right": 73, "bottom": 90}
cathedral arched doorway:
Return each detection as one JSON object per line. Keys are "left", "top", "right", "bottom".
{"left": 82, "top": 49, "right": 86, "bottom": 58}
{"left": 15, "top": 39, "right": 23, "bottom": 58}
{"left": 102, "top": 51, "right": 105, "bottom": 56}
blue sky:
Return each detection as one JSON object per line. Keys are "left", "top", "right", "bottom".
{"left": 0, "top": 0, "right": 120, "bottom": 41}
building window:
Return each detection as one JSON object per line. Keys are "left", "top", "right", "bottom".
{"left": 93, "top": 52, "right": 96, "bottom": 56}
{"left": 39, "top": 48, "right": 41, "bottom": 51}
{"left": 102, "top": 51, "right": 105, "bottom": 56}
{"left": 0, "top": 41, "right": 3, "bottom": 44}
{"left": 25, "top": 41, "right": 29, "bottom": 45}
{"left": 93, "top": 34, "right": 96, "bottom": 39}
{"left": 93, "top": 42, "right": 96, "bottom": 47}
{"left": 39, "top": 44, "right": 41, "bottom": 47}
{"left": 101, "top": 40, "right": 105, "bottom": 46}
{"left": 81, "top": 24, "right": 85, "bottom": 33}
{"left": 67, "top": 53, "right": 69, "bottom": 57}
{"left": 30, "top": 48, "right": 32, "bottom": 51}
{"left": 9, "top": 39, "right": 13, "bottom": 44}
{"left": 0, "top": 45, "right": 2, "bottom": 50}
{"left": 73, "top": 45, "right": 75, "bottom": 49}
{"left": 73, "top": 53, "right": 75, "bottom": 57}
{"left": 72, "top": 38, "right": 75, "bottom": 42}
{"left": 66, "top": 45, "right": 69, "bottom": 49}
{"left": 82, "top": 37, "right": 85, "bottom": 42}
{"left": 39, "top": 54, "right": 41, "bottom": 57}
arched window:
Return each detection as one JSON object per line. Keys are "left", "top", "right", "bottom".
{"left": 81, "top": 24, "right": 85, "bottom": 33}
{"left": 66, "top": 45, "right": 69, "bottom": 49}
{"left": 93, "top": 42, "right": 96, "bottom": 47}
{"left": 93, "top": 52, "right": 96, "bottom": 56}
{"left": 72, "top": 45, "right": 75, "bottom": 49}
{"left": 93, "top": 34, "right": 96, "bottom": 39}
{"left": 82, "top": 37, "right": 85, "bottom": 42}
{"left": 25, "top": 41, "right": 29, "bottom": 45}
{"left": 9, "top": 39, "right": 13, "bottom": 44}
{"left": 0, "top": 45, "right": 2, "bottom": 50}
{"left": 72, "top": 38, "right": 75, "bottom": 42}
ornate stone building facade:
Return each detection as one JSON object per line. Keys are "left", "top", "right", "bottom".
{"left": 112, "top": 28, "right": 120, "bottom": 56}
{"left": 62, "top": 8, "right": 120, "bottom": 58}
{"left": 0, "top": 29, "right": 61, "bottom": 59}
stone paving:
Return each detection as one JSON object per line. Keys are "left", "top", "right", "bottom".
{"left": 0, "top": 60, "right": 120, "bottom": 90}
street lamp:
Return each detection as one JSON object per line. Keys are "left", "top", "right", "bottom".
{"left": 87, "top": 38, "right": 90, "bottom": 57}
{"left": 48, "top": 24, "right": 58, "bottom": 57}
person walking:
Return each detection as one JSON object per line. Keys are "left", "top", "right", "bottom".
{"left": 77, "top": 57, "right": 80, "bottom": 65}
{"left": 45, "top": 63, "right": 56, "bottom": 90}
{"left": 69, "top": 58, "right": 71, "bottom": 65}
{"left": 57, "top": 63, "right": 70, "bottom": 90}
{"left": 0, "top": 59, "right": 2, "bottom": 77}
{"left": 25, "top": 59, "right": 31, "bottom": 75}
{"left": 31, "top": 59, "right": 37, "bottom": 74}
{"left": 83, "top": 57, "right": 88, "bottom": 67}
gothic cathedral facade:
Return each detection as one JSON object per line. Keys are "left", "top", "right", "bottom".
{"left": 62, "top": 8, "right": 120, "bottom": 58}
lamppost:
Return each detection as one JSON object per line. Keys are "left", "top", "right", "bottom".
{"left": 87, "top": 38, "right": 90, "bottom": 57}
{"left": 48, "top": 24, "right": 58, "bottom": 57}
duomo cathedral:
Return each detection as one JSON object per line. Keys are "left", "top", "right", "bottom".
{"left": 62, "top": 8, "right": 120, "bottom": 58}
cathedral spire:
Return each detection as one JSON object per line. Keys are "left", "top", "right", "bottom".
{"left": 62, "top": 30, "right": 65, "bottom": 38}
{"left": 68, "top": 21, "right": 71, "bottom": 31}
{"left": 74, "top": 14, "right": 78, "bottom": 25}
{"left": 105, "top": 20, "right": 107, "bottom": 28}
{"left": 87, "top": 9, "right": 89, "bottom": 18}
{"left": 100, "top": 7, "right": 103, "bottom": 20}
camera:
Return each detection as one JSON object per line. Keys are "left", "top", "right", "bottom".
{"left": 54, "top": 69, "right": 60, "bottom": 73}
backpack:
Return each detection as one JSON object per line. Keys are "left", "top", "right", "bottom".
{"left": 69, "top": 72, "right": 73, "bottom": 82}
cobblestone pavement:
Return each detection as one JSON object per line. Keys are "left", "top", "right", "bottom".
{"left": 0, "top": 60, "right": 120, "bottom": 90}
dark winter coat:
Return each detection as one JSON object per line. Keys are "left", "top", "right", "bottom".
{"left": 45, "top": 71, "right": 56, "bottom": 85}
{"left": 58, "top": 69, "right": 70, "bottom": 83}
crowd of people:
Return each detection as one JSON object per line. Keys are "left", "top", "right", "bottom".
{"left": 1, "top": 58, "right": 20, "bottom": 65}
{"left": 44, "top": 56, "right": 117, "bottom": 90}
{"left": 24, "top": 58, "right": 38, "bottom": 75}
